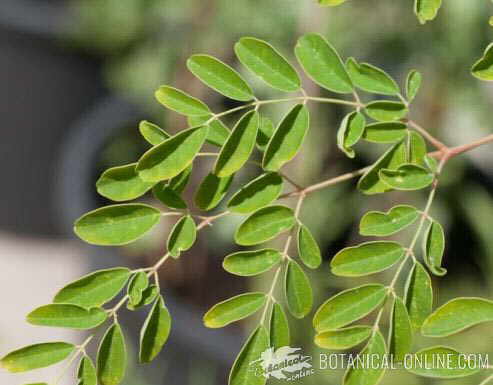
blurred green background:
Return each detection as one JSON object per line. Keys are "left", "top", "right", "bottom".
{"left": 1, "top": 0, "right": 493, "bottom": 384}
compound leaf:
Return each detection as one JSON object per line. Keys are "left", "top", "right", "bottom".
{"left": 139, "top": 296, "right": 172, "bottom": 363}
{"left": 346, "top": 58, "right": 399, "bottom": 95}
{"left": 195, "top": 172, "right": 234, "bottom": 211}
{"left": 285, "top": 260, "right": 313, "bottom": 319}
{"left": 223, "top": 249, "right": 282, "bottom": 276}
{"left": 203, "top": 292, "right": 267, "bottom": 328}
{"left": 235, "top": 205, "right": 296, "bottom": 246}
{"left": 315, "top": 326, "right": 372, "bottom": 350}
{"left": 155, "top": 86, "right": 210, "bottom": 116}
{"left": 97, "top": 323, "right": 127, "bottom": 385}
{"left": 167, "top": 215, "right": 197, "bottom": 258}
{"left": 360, "top": 205, "right": 420, "bottom": 236}
{"left": 27, "top": 304, "right": 107, "bottom": 330}
{"left": 295, "top": 33, "right": 353, "bottom": 93}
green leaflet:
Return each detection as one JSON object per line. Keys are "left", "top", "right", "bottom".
{"left": 127, "top": 285, "right": 159, "bottom": 311}
{"left": 389, "top": 297, "right": 413, "bottom": 362}
{"left": 362, "top": 122, "right": 408, "bottom": 143}
{"left": 365, "top": 101, "right": 408, "bottom": 122}
{"left": 379, "top": 164, "right": 434, "bottom": 190}
{"left": 139, "top": 120, "right": 169, "bottom": 146}
{"left": 223, "top": 249, "right": 282, "bottom": 276}
{"left": 127, "top": 271, "right": 150, "bottom": 306}
{"left": 472, "top": 43, "right": 493, "bottom": 81}
{"left": 167, "top": 215, "right": 197, "bottom": 258}
{"left": 295, "top": 33, "right": 353, "bottom": 93}
{"left": 54, "top": 267, "right": 131, "bottom": 308}
{"left": 187, "top": 54, "right": 254, "bottom": 101}
{"left": 423, "top": 220, "right": 447, "bottom": 276}
{"left": 137, "top": 125, "right": 208, "bottom": 182}
{"left": 318, "top": 0, "right": 348, "bottom": 6}
{"left": 263, "top": 104, "right": 309, "bottom": 171}
{"left": 406, "top": 70, "right": 422, "bottom": 102}
{"left": 234, "top": 205, "right": 296, "bottom": 246}
{"left": 360, "top": 205, "right": 420, "bottom": 236}
{"left": 285, "top": 260, "right": 313, "bottom": 319}
{"left": 97, "top": 323, "right": 127, "bottom": 385}
{"left": 331, "top": 241, "right": 405, "bottom": 277}
{"left": 155, "top": 86, "right": 210, "bottom": 116}
{"left": 78, "top": 355, "right": 97, "bottom": 385}
{"left": 424, "top": 154, "right": 438, "bottom": 173}
{"left": 188, "top": 115, "right": 231, "bottom": 147}
{"left": 152, "top": 164, "right": 192, "bottom": 209}
{"left": 215, "top": 110, "right": 259, "bottom": 177}
{"left": 0, "top": 342, "right": 75, "bottom": 373}
{"left": 229, "top": 325, "right": 269, "bottom": 385}
{"left": 404, "top": 262, "right": 433, "bottom": 331}
{"left": 167, "top": 164, "right": 192, "bottom": 193}
{"left": 422, "top": 297, "right": 493, "bottom": 337}
{"left": 313, "top": 284, "right": 387, "bottom": 332}
{"left": 406, "top": 346, "right": 480, "bottom": 378}
{"left": 234, "top": 37, "right": 301, "bottom": 92}
{"left": 346, "top": 58, "right": 399, "bottom": 95}
{"left": 195, "top": 172, "right": 234, "bottom": 211}
{"left": 74, "top": 204, "right": 161, "bottom": 246}
{"left": 337, "top": 111, "right": 365, "bottom": 158}
{"left": 409, "top": 131, "right": 427, "bottom": 166}
{"left": 270, "top": 302, "right": 290, "bottom": 350}
{"left": 27, "top": 304, "right": 107, "bottom": 330}
{"left": 227, "top": 172, "right": 283, "bottom": 214}
{"left": 96, "top": 163, "right": 155, "bottom": 202}
{"left": 297, "top": 224, "right": 322, "bottom": 269}
{"left": 357, "top": 140, "right": 407, "bottom": 195}
{"left": 203, "top": 292, "right": 267, "bottom": 328}
{"left": 315, "top": 326, "right": 372, "bottom": 350}
{"left": 139, "top": 296, "right": 172, "bottom": 363}
{"left": 414, "top": 0, "right": 443, "bottom": 24}
{"left": 343, "top": 331, "right": 386, "bottom": 385}
{"left": 256, "top": 116, "right": 275, "bottom": 152}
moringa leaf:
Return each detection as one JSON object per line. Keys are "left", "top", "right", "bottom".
{"left": 472, "top": 43, "right": 493, "bottom": 81}
{"left": 215, "top": 110, "right": 259, "bottom": 177}
{"left": 315, "top": 326, "right": 372, "bottom": 350}
{"left": 379, "top": 164, "right": 434, "bottom": 190}
{"left": 409, "top": 131, "right": 427, "bottom": 166}
{"left": 389, "top": 296, "right": 413, "bottom": 362}
{"left": 313, "top": 284, "right": 387, "bottom": 332}
{"left": 295, "top": 33, "right": 353, "bottom": 93}
{"left": 187, "top": 54, "right": 254, "bottom": 101}
{"left": 152, "top": 184, "right": 187, "bottom": 210}
{"left": 139, "top": 120, "right": 169, "bottom": 146}
{"left": 359, "top": 205, "right": 420, "bottom": 236}
{"left": 74, "top": 204, "right": 161, "bottom": 246}
{"left": 362, "top": 122, "right": 408, "bottom": 143}
{"left": 404, "top": 262, "right": 433, "bottom": 331}
{"left": 406, "top": 70, "right": 422, "bottom": 102}
{"left": 167, "top": 215, "right": 197, "bottom": 258}
{"left": 297, "top": 224, "right": 322, "bottom": 269}
{"left": 414, "top": 0, "right": 443, "bottom": 24}
{"left": 127, "top": 271, "right": 149, "bottom": 306}
{"left": 223, "top": 249, "right": 282, "bottom": 276}
{"left": 256, "top": 116, "right": 275, "bottom": 152}
{"left": 54, "top": 268, "right": 131, "bottom": 308}
{"left": 139, "top": 296, "right": 171, "bottom": 363}
{"left": 406, "top": 346, "right": 480, "bottom": 378}
{"left": 422, "top": 297, "right": 493, "bottom": 337}
{"left": 343, "top": 331, "right": 387, "bottom": 385}
{"left": 357, "top": 140, "right": 407, "bottom": 195}
{"left": 137, "top": 125, "right": 208, "bottom": 182}
{"left": 337, "top": 111, "right": 365, "bottom": 158}
{"left": 27, "top": 304, "right": 107, "bottom": 330}
{"left": 78, "top": 355, "right": 97, "bottom": 385}
{"left": 195, "top": 172, "right": 234, "bottom": 211}
{"left": 96, "top": 163, "right": 155, "bottom": 202}
{"left": 229, "top": 325, "right": 269, "bottom": 385}
{"left": 188, "top": 115, "right": 231, "bottom": 147}
{"left": 423, "top": 220, "right": 447, "bottom": 276}
{"left": 331, "top": 241, "right": 405, "bottom": 277}
{"left": 127, "top": 285, "right": 159, "bottom": 311}
{"left": 365, "top": 101, "right": 408, "bottom": 122}
{"left": 228, "top": 172, "right": 283, "bottom": 214}
{"left": 0, "top": 342, "right": 75, "bottom": 373}
{"left": 270, "top": 302, "right": 290, "bottom": 350}
{"left": 97, "top": 323, "right": 127, "bottom": 385}
{"left": 263, "top": 104, "right": 309, "bottom": 171}
{"left": 346, "top": 58, "right": 399, "bottom": 95}
{"left": 235, "top": 205, "right": 296, "bottom": 246}
{"left": 285, "top": 260, "right": 313, "bottom": 319}
{"left": 203, "top": 292, "right": 267, "bottom": 328}
{"left": 155, "top": 86, "right": 210, "bottom": 116}
{"left": 235, "top": 37, "right": 301, "bottom": 92}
